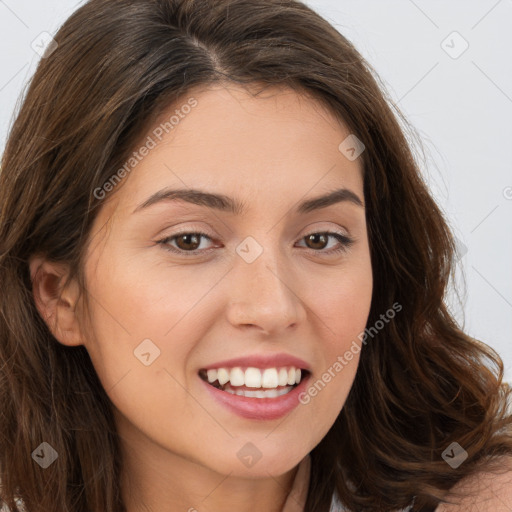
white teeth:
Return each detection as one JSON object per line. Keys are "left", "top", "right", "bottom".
{"left": 224, "top": 386, "right": 294, "bottom": 398}
{"left": 263, "top": 388, "right": 278, "bottom": 398}
{"left": 261, "top": 368, "right": 278, "bottom": 388}
{"left": 244, "top": 367, "right": 262, "bottom": 388}
{"left": 203, "top": 365, "right": 305, "bottom": 389}
{"left": 217, "top": 368, "right": 230, "bottom": 386}
{"left": 207, "top": 369, "right": 218, "bottom": 383}
{"left": 230, "top": 367, "right": 245, "bottom": 387}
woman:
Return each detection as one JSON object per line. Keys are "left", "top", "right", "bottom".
{"left": 0, "top": 0, "right": 511, "bottom": 511}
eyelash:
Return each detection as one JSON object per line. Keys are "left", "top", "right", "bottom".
{"left": 156, "top": 230, "right": 354, "bottom": 257}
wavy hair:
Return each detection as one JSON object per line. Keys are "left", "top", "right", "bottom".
{"left": 1, "top": 0, "right": 511, "bottom": 511}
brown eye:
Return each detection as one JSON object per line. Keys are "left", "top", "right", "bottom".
{"left": 298, "top": 231, "right": 354, "bottom": 256}
{"left": 174, "top": 233, "right": 202, "bottom": 251}
{"left": 304, "top": 233, "right": 329, "bottom": 250}
{"left": 158, "top": 231, "right": 215, "bottom": 256}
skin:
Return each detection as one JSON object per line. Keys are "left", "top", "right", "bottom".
{"left": 30, "top": 84, "right": 374, "bottom": 512}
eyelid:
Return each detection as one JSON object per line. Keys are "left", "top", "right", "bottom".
{"left": 157, "top": 220, "right": 351, "bottom": 239}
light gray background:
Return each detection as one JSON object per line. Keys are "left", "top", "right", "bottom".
{"left": 1, "top": 1, "right": 511, "bottom": 381}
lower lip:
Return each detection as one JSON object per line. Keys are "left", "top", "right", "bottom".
{"left": 200, "top": 373, "right": 310, "bottom": 420}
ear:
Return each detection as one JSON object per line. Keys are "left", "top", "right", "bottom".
{"left": 29, "top": 255, "right": 83, "bottom": 347}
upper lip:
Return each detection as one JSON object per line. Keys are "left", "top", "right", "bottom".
{"left": 200, "top": 352, "right": 311, "bottom": 372}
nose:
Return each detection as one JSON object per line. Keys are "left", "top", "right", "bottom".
{"left": 225, "top": 244, "right": 305, "bottom": 335}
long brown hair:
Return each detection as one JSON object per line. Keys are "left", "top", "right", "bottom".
{"left": 1, "top": 0, "right": 511, "bottom": 511}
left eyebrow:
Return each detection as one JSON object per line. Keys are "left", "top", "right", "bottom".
{"left": 132, "top": 186, "right": 364, "bottom": 216}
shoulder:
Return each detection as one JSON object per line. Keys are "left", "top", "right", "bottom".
{"left": 435, "top": 455, "right": 512, "bottom": 511}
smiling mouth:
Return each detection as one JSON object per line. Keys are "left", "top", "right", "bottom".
{"left": 198, "top": 367, "right": 310, "bottom": 399}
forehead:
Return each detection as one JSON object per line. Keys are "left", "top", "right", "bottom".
{"left": 104, "top": 83, "right": 364, "bottom": 217}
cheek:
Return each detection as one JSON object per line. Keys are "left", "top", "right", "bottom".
{"left": 83, "top": 241, "right": 217, "bottom": 341}
{"left": 79, "top": 246, "right": 229, "bottom": 416}
{"left": 311, "top": 256, "right": 373, "bottom": 344}
{"left": 300, "top": 260, "right": 372, "bottom": 423}
{"left": 79, "top": 260, "right": 204, "bottom": 445}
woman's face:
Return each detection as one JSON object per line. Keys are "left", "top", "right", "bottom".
{"left": 78, "top": 84, "right": 372, "bottom": 478}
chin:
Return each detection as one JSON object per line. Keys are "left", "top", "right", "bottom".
{"left": 202, "top": 442, "right": 308, "bottom": 479}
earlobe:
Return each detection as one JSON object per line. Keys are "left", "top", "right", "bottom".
{"left": 28, "top": 255, "right": 83, "bottom": 347}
